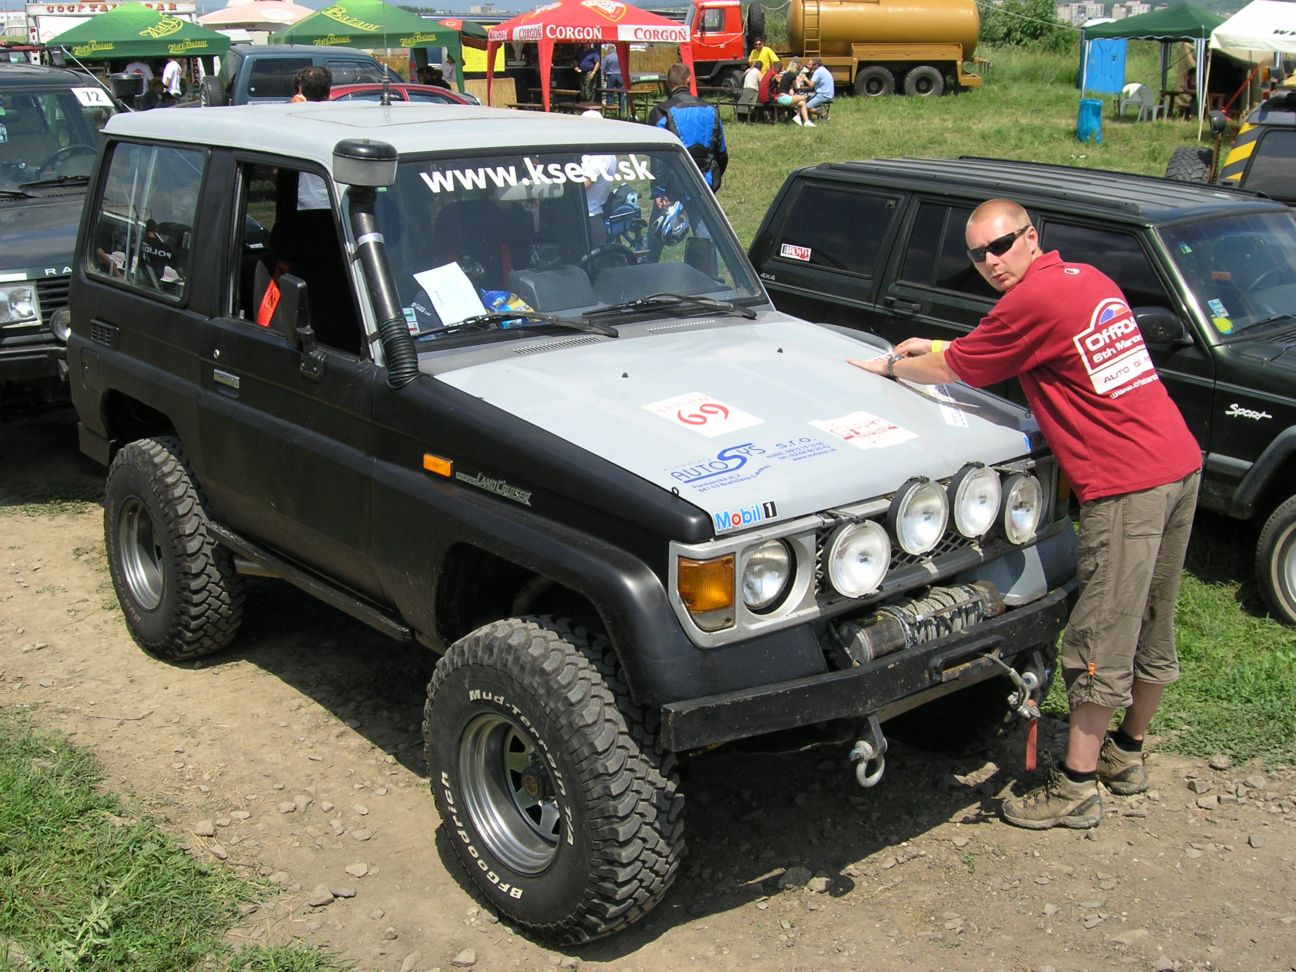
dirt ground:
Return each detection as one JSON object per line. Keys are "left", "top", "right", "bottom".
{"left": 2, "top": 413, "right": 1295, "bottom": 972}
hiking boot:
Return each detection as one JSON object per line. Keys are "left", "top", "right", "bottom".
{"left": 1001, "top": 767, "right": 1103, "bottom": 830}
{"left": 1098, "top": 736, "right": 1148, "bottom": 795}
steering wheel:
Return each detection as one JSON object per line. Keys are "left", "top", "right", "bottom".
{"left": 578, "top": 242, "right": 637, "bottom": 276}
{"left": 1247, "top": 267, "right": 1285, "bottom": 293}
{"left": 36, "top": 145, "right": 97, "bottom": 180}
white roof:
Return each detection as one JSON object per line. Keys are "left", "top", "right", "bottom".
{"left": 104, "top": 102, "right": 678, "bottom": 170}
{"left": 1211, "top": 0, "right": 1296, "bottom": 60}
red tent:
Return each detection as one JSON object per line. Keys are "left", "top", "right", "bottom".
{"left": 486, "top": 0, "right": 693, "bottom": 111}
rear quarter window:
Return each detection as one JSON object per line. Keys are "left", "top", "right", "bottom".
{"left": 87, "top": 142, "right": 204, "bottom": 303}
{"left": 772, "top": 183, "right": 897, "bottom": 277}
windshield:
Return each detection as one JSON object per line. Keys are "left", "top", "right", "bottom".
{"left": 1161, "top": 210, "right": 1296, "bottom": 336}
{"left": 373, "top": 147, "right": 763, "bottom": 337}
{"left": 0, "top": 84, "right": 115, "bottom": 190}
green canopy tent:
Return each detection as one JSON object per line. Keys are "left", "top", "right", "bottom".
{"left": 47, "top": 1, "right": 231, "bottom": 59}
{"left": 1082, "top": 3, "right": 1225, "bottom": 124}
{"left": 270, "top": 0, "right": 483, "bottom": 91}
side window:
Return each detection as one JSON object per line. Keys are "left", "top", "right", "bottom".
{"left": 332, "top": 60, "right": 383, "bottom": 85}
{"left": 898, "top": 200, "right": 998, "bottom": 300}
{"left": 247, "top": 57, "right": 309, "bottom": 98}
{"left": 88, "top": 142, "right": 203, "bottom": 301}
{"left": 774, "top": 184, "right": 897, "bottom": 277}
{"left": 1245, "top": 130, "right": 1296, "bottom": 202}
{"left": 232, "top": 160, "right": 363, "bottom": 356}
{"left": 1039, "top": 221, "right": 1174, "bottom": 309}
{"left": 700, "top": 8, "right": 725, "bottom": 31}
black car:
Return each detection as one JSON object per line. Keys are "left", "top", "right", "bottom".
{"left": 199, "top": 44, "right": 397, "bottom": 106}
{"left": 751, "top": 156, "right": 1296, "bottom": 624}
{"left": 0, "top": 63, "right": 117, "bottom": 414}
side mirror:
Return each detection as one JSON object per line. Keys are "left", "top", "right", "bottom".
{"left": 1134, "top": 306, "right": 1188, "bottom": 351}
{"left": 272, "top": 273, "right": 312, "bottom": 347}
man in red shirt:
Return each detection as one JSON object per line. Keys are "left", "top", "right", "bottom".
{"left": 850, "top": 198, "right": 1201, "bottom": 830}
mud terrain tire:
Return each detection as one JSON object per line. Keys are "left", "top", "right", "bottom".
{"left": 104, "top": 436, "right": 244, "bottom": 661}
{"left": 1257, "top": 494, "right": 1296, "bottom": 625}
{"left": 1165, "top": 145, "right": 1212, "bottom": 182}
{"left": 424, "top": 617, "right": 684, "bottom": 944}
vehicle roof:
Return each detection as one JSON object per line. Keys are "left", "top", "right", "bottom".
{"left": 804, "top": 156, "right": 1288, "bottom": 223}
{"left": 103, "top": 102, "right": 678, "bottom": 168}
{"left": 0, "top": 63, "right": 101, "bottom": 88}
{"left": 228, "top": 43, "right": 384, "bottom": 58}
{"left": 328, "top": 82, "right": 471, "bottom": 102}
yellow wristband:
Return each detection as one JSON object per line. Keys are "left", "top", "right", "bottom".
{"left": 931, "top": 339, "right": 945, "bottom": 354}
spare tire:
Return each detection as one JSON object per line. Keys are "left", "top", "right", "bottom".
{"left": 854, "top": 65, "right": 895, "bottom": 97}
{"left": 745, "top": 2, "right": 766, "bottom": 48}
{"left": 199, "top": 75, "right": 227, "bottom": 107}
{"left": 1165, "top": 145, "right": 1213, "bottom": 182}
{"left": 903, "top": 65, "right": 945, "bottom": 97}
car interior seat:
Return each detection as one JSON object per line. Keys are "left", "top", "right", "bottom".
{"left": 0, "top": 95, "right": 61, "bottom": 171}
{"left": 432, "top": 198, "right": 535, "bottom": 292}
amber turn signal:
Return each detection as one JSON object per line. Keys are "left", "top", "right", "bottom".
{"left": 423, "top": 453, "right": 453, "bottom": 477}
{"left": 677, "top": 555, "right": 735, "bottom": 631}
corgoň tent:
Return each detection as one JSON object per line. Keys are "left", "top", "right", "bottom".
{"left": 48, "top": 1, "right": 231, "bottom": 59}
{"left": 485, "top": 0, "right": 693, "bottom": 112}
{"left": 1083, "top": 3, "right": 1225, "bottom": 125}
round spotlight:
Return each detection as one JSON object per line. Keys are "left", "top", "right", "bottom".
{"left": 741, "top": 539, "right": 793, "bottom": 612}
{"left": 1001, "top": 473, "right": 1044, "bottom": 544}
{"left": 889, "top": 478, "right": 949, "bottom": 556}
{"left": 825, "top": 520, "right": 890, "bottom": 598}
{"left": 949, "top": 464, "right": 1002, "bottom": 539}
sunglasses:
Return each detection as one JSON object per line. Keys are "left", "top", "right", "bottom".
{"left": 966, "top": 225, "right": 1029, "bottom": 264}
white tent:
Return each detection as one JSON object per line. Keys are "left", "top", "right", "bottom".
{"left": 1211, "top": 0, "right": 1296, "bottom": 61}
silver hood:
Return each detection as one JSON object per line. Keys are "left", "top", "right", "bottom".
{"left": 435, "top": 317, "right": 1040, "bottom": 533}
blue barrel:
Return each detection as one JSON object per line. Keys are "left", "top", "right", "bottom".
{"left": 1076, "top": 97, "right": 1103, "bottom": 144}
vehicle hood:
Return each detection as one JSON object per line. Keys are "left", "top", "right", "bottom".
{"left": 0, "top": 191, "right": 84, "bottom": 275}
{"left": 434, "top": 317, "right": 1041, "bottom": 533}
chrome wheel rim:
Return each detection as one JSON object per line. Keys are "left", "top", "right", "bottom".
{"left": 118, "top": 497, "right": 164, "bottom": 611}
{"left": 458, "top": 712, "right": 561, "bottom": 874}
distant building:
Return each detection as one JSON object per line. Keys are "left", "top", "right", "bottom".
{"left": 1111, "top": 2, "right": 1151, "bottom": 17}
{"left": 468, "top": 3, "right": 497, "bottom": 14}
{"left": 1057, "top": 2, "right": 1106, "bottom": 26}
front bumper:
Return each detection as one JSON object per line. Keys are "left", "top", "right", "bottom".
{"left": 658, "top": 584, "right": 1070, "bottom": 751}
{"left": 0, "top": 339, "right": 64, "bottom": 384}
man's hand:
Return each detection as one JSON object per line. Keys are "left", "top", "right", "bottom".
{"left": 894, "top": 337, "right": 933, "bottom": 357}
{"left": 847, "top": 353, "right": 890, "bottom": 376}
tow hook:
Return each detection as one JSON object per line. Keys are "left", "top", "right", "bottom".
{"left": 848, "top": 714, "right": 888, "bottom": 788}
{"left": 987, "top": 650, "right": 1047, "bottom": 770}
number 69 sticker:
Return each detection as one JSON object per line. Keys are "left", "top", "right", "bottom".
{"left": 643, "top": 392, "right": 763, "bottom": 438}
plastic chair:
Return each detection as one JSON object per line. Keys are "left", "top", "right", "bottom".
{"left": 1117, "top": 82, "right": 1164, "bottom": 122}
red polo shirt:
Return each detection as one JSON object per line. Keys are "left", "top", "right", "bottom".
{"left": 943, "top": 251, "right": 1201, "bottom": 502}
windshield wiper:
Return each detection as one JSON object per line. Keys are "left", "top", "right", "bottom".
{"left": 587, "top": 292, "right": 758, "bottom": 320}
{"left": 18, "top": 174, "right": 90, "bottom": 189}
{"left": 0, "top": 187, "right": 32, "bottom": 198}
{"left": 415, "top": 309, "right": 618, "bottom": 340}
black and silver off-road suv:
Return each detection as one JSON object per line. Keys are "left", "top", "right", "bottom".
{"left": 69, "top": 104, "right": 1076, "bottom": 942}
{"left": 752, "top": 157, "right": 1296, "bottom": 625}
{"left": 1, "top": 63, "right": 116, "bottom": 413}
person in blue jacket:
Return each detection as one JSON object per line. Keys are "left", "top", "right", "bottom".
{"left": 647, "top": 62, "right": 728, "bottom": 193}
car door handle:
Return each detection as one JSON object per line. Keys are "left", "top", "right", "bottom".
{"left": 213, "top": 368, "right": 241, "bottom": 394}
{"left": 884, "top": 296, "right": 922, "bottom": 313}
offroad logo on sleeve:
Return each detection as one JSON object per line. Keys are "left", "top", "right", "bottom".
{"left": 1073, "top": 297, "right": 1157, "bottom": 398}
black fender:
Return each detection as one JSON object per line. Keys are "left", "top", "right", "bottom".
{"left": 1228, "top": 425, "right": 1296, "bottom": 519}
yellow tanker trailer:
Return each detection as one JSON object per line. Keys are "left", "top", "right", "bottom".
{"left": 786, "top": 0, "right": 983, "bottom": 96}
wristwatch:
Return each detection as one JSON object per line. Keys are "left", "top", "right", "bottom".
{"left": 885, "top": 353, "right": 898, "bottom": 379}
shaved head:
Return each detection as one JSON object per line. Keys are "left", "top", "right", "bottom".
{"left": 968, "top": 198, "right": 1030, "bottom": 232}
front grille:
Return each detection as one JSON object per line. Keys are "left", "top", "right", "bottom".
{"left": 36, "top": 276, "right": 70, "bottom": 322}
{"left": 512, "top": 334, "right": 601, "bottom": 354}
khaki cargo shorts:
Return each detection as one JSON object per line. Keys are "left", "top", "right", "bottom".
{"left": 1062, "top": 470, "right": 1200, "bottom": 711}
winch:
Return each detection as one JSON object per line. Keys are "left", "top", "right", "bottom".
{"left": 831, "top": 581, "right": 1005, "bottom": 667}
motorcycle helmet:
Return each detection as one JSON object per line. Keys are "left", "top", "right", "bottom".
{"left": 650, "top": 200, "right": 690, "bottom": 248}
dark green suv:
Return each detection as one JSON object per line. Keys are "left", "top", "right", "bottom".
{"left": 751, "top": 157, "right": 1296, "bottom": 624}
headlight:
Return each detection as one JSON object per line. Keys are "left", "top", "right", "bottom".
{"left": 741, "top": 539, "right": 793, "bottom": 612}
{"left": 949, "top": 464, "right": 1002, "bottom": 539}
{"left": 0, "top": 284, "right": 38, "bottom": 326}
{"left": 50, "top": 307, "right": 72, "bottom": 343}
{"left": 889, "top": 478, "right": 949, "bottom": 556}
{"left": 825, "top": 520, "right": 890, "bottom": 598}
{"left": 1002, "top": 473, "right": 1044, "bottom": 544}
